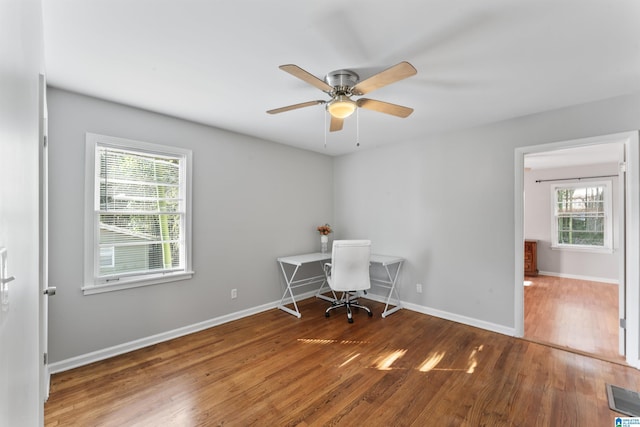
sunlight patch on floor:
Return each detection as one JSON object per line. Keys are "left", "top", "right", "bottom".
{"left": 339, "top": 353, "right": 361, "bottom": 367}
{"left": 418, "top": 351, "right": 446, "bottom": 372}
{"left": 416, "top": 345, "right": 483, "bottom": 373}
{"left": 466, "top": 345, "right": 483, "bottom": 373}
{"left": 374, "top": 349, "right": 407, "bottom": 371}
{"left": 297, "top": 338, "right": 338, "bottom": 345}
{"left": 297, "top": 338, "right": 370, "bottom": 345}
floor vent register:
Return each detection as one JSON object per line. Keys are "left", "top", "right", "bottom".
{"left": 607, "top": 384, "right": 640, "bottom": 417}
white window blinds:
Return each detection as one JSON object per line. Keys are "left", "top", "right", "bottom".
{"left": 84, "top": 133, "right": 192, "bottom": 294}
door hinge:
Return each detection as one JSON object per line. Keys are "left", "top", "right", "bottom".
{"left": 620, "top": 318, "right": 627, "bottom": 329}
{"left": 43, "top": 135, "right": 47, "bottom": 148}
{"left": 619, "top": 162, "right": 627, "bottom": 173}
{"left": 43, "top": 352, "right": 48, "bottom": 365}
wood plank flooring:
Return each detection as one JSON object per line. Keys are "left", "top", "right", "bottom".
{"left": 524, "top": 275, "right": 622, "bottom": 362}
{"left": 45, "top": 297, "right": 640, "bottom": 426}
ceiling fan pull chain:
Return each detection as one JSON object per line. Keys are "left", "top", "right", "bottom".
{"left": 324, "top": 110, "right": 327, "bottom": 149}
{"left": 356, "top": 108, "right": 360, "bottom": 147}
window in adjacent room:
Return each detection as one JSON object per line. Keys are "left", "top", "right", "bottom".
{"left": 83, "top": 133, "right": 193, "bottom": 295}
{"left": 551, "top": 181, "right": 612, "bottom": 252}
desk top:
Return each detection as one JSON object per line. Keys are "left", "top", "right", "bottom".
{"left": 370, "top": 254, "right": 404, "bottom": 266}
{"left": 277, "top": 252, "right": 403, "bottom": 267}
{"left": 277, "top": 252, "right": 331, "bottom": 266}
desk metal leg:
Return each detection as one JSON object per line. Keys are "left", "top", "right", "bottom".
{"left": 277, "top": 262, "right": 302, "bottom": 318}
{"left": 380, "top": 261, "right": 403, "bottom": 318}
{"left": 315, "top": 263, "right": 337, "bottom": 302}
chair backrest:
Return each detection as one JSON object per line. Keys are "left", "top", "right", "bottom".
{"left": 329, "top": 240, "right": 371, "bottom": 292}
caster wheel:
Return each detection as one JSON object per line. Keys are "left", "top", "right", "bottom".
{"left": 368, "top": 311, "right": 373, "bottom": 317}
{"left": 348, "top": 318, "right": 354, "bottom": 324}
{"left": 325, "top": 312, "right": 330, "bottom": 318}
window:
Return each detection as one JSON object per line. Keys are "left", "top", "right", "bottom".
{"left": 99, "top": 246, "right": 115, "bottom": 268}
{"left": 83, "top": 133, "right": 193, "bottom": 294}
{"left": 551, "top": 181, "right": 612, "bottom": 252}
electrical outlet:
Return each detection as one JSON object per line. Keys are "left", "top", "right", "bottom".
{"left": 416, "top": 283, "right": 422, "bottom": 293}
{"left": 231, "top": 288, "right": 237, "bottom": 299}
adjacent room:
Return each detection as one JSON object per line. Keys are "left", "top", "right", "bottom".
{"left": 523, "top": 143, "right": 626, "bottom": 361}
{"left": 4, "top": 0, "right": 640, "bottom": 425}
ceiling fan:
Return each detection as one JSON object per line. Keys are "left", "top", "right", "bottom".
{"left": 267, "top": 61, "right": 417, "bottom": 132}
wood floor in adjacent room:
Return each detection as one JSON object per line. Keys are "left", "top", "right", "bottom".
{"left": 524, "top": 274, "right": 623, "bottom": 362}
{"left": 45, "top": 297, "right": 640, "bottom": 426}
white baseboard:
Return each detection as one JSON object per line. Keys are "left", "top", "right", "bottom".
{"left": 363, "top": 293, "right": 515, "bottom": 337}
{"left": 538, "top": 270, "right": 618, "bottom": 284}
{"left": 402, "top": 302, "right": 515, "bottom": 336}
{"left": 50, "top": 289, "right": 514, "bottom": 374}
{"left": 48, "top": 290, "right": 318, "bottom": 374}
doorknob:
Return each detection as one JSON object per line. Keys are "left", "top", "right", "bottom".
{"left": 43, "top": 287, "right": 56, "bottom": 296}
{"left": 0, "top": 276, "right": 14, "bottom": 285}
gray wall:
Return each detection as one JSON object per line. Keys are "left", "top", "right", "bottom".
{"left": 47, "top": 88, "right": 334, "bottom": 363}
{"left": 334, "top": 91, "right": 640, "bottom": 330}
{"left": 524, "top": 163, "right": 619, "bottom": 281}
{"left": 0, "top": 0, "right": 45, "bottom": 424}
{"left": 48, "top": 86, "right": 640, "bottom": 365}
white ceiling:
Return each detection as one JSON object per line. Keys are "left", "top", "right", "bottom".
{"left": 42, "top": 0, "right": 640, "bottom": 156}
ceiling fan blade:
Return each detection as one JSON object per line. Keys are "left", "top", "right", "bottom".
{"left": 356, "top": 98, "right": 414, "bottom": 118}
{"left": 329, "top": 115, "right": 344, "bottom": 132}
{"left": 267, "top": 100, "right": 325, "bottom": 115}
{"left": 352, "top": 61, "right": 417, "bottom": 95}
{"left": 279, "top": 64, "right": 334, "bottom": 93}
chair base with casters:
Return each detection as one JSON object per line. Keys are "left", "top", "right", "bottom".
{"left": 325, "top": 291, "right": 373, "bottom": 323}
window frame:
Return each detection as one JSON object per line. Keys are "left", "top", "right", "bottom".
{"left": 83, "top": 133, "right": 193, "bottom": 295}
{"left": 550, "top": 180, "right": 613, "bottom": 253}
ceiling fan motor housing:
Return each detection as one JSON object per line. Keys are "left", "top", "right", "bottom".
{"left": 325, "top": 69, "right": 359, "bottom": 95}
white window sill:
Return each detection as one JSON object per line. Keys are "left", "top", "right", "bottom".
{"left": 82, "top": 271, "right": 194, "bottom": 295}
{"left": 551, "top": 245, "right": 613, "bottom": 254}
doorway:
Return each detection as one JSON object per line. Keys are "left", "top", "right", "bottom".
{"left": 514, "top": 131, "right": 640, "bottom": 368}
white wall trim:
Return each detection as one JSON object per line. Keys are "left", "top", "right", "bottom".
{"left": 537, "top": 271, "right": 619, "bottom": 285}
{"left": 401, "top": 301, "right": 516, "bottom": 337}
{"left": 364, "top": 293, "right": 516, "bottom": 337}
{"left": 49, "top": 290, "right": 318, "bottom": 374}
{"left": 625, "top": 131, "right": 640, "bottom": 368}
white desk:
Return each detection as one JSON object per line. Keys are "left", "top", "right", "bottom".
{"left": 277, "top": 252, "right": 331, "bottom": 318}
{"left": 369, "top": 254, "right": 405, "bottom": 318}
{"left": 276, "top": 252, "right": 404, "bottom": 318}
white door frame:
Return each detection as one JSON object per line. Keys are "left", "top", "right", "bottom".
{"left": 38, "top": 74, "right": 50, "bottom": 402}
{"left": 514, "top": 131, "right": 640, "bottom": 368}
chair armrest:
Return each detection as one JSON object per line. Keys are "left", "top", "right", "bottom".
{"left": 323, "top": 262, "right": 332, "bottom": 276}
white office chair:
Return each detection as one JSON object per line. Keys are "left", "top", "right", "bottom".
{"left": 323, "top": 240, "right": 373, "bottom": 323}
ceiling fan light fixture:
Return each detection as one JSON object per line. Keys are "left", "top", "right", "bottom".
{"left": 327, "top": 95, "right": 357, "bottom": 119}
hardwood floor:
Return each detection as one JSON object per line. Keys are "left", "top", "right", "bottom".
{"left": 45, "top": 297, "right": 640, "bottom": 426}
{"left": 524, "top": 275, "right": 622, "bottom": 362}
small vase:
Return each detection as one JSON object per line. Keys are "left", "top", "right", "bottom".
{"left": 320, "top": 235, "right": 329, "bottom": 254}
